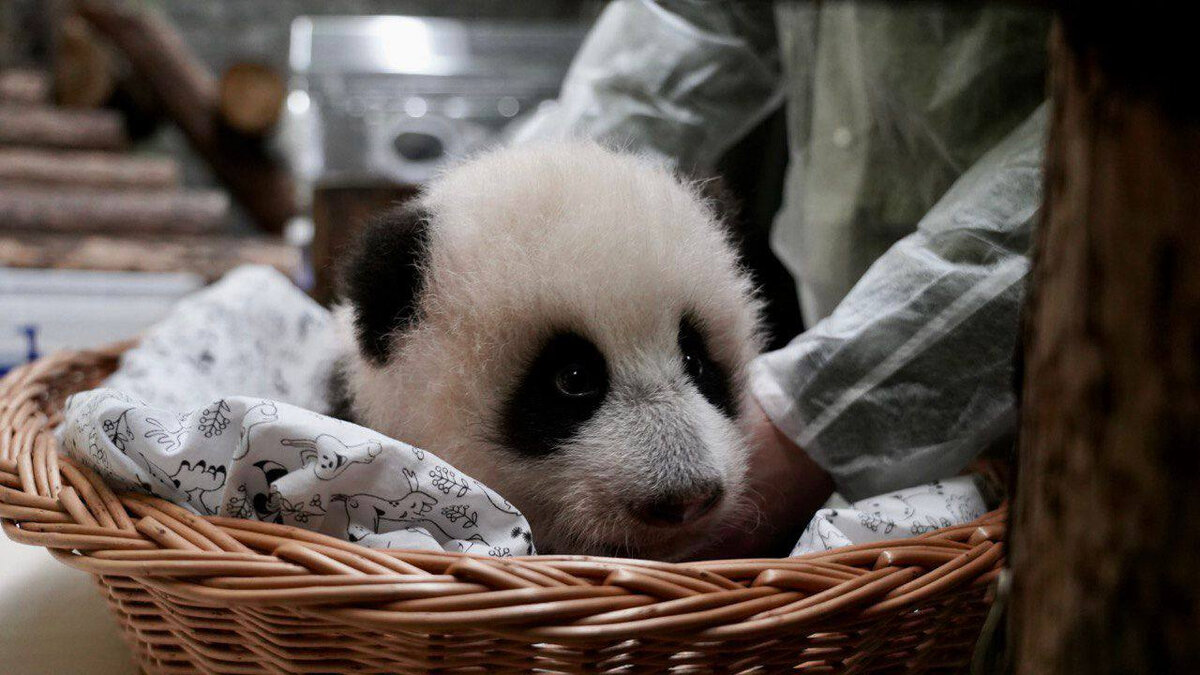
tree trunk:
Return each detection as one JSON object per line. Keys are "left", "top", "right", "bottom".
{"left": 1013, "top": 17, "right": 1200, "bottom": 674}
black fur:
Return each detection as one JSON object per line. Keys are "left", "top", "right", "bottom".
{"left": 340, "top": 203, "right": 431, "bottom": 365}
{"left": 325, "top": 359, "right": 356, "bottom": 423}
{"left": 678, "top": 314, "right": 736, "bottom": 419}
{"left": 500, "top": 332, "right": 609, "bottom": 457}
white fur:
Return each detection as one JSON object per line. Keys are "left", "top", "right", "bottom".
{"left": 338, "top": 142, "right": 763, "bottom": 560}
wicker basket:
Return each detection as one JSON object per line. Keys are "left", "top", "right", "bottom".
{"left": 0, "top": 343, "right": 1006, "bottom": 674}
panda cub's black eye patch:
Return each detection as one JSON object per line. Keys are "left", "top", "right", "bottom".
{"left": 678, "top": 315, "right": 736, "bottom": 419}
{"left": 500, "top": 332, "right": 608, "bottom": 457}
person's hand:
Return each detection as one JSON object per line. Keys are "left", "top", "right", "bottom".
{"left": 693, "top": 399, "right": 835, "bottom": 559}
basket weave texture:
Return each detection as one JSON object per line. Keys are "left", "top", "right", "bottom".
{"left": 0, "top": 344, "right": 1006, "bottom": 674}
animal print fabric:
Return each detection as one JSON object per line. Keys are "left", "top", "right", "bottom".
{"left": 791, "top": 475, "right": 987, "bottom": 556}
{"left": 56, "top": 266, "right": 533, "bottom": 557}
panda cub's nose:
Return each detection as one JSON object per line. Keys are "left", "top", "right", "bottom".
{"left": 630, "top": 481, "right": 724, "bottom": 526}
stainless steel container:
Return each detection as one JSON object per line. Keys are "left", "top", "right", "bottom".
{"left": 284, "top": 15, "right": 589, "bottom": 187}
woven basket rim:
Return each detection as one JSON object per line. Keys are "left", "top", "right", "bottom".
{"left": 0, "top": 342, "right": 1007, "bottom": 646}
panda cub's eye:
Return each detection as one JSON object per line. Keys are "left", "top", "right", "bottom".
{"left": 501, "top": 332, "right": 609, "bottom": 457}
{"left": 681, "top": 350, "right": 704, "bottom": 380}
{"left": 678, "top": 314, "right": 737, "bottom": 419}
{"left": 554, "top": 362, "right": 602, "bottom": 398}
{"left": 678, "top": 320, "right": 708, "bottom": 382}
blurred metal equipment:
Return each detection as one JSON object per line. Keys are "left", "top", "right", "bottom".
{"left": 285, "top": 15, "right": 588, "bottom": 302}
{"left": 285, "top": 15, "right": 588, "bottom": 187}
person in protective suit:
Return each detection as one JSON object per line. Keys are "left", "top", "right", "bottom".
{"left": 513, "top": 1, "right": 1049, "bottom": 556}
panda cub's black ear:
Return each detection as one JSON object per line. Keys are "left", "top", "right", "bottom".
{"left": 339, "top": 202, "right": 432, "bottom": 365}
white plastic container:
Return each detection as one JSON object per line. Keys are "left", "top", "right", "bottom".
{"left": 0, "top": 268, "right": 202, "bottom": 374}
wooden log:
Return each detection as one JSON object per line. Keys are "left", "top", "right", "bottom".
{"left": 0, "top": 103, "right": 127, "bottom": 150}
{"left": 0, "top": 148, "right": 178, "bottom": 188}
{"left": 0, "top": 186, "right": 228, "bottom": 234}
{"left": 1012, "top": 15, "right": 1200, "bottom": 675}
{"left": 54, "top": 12, "right": 116, "bottom": 108}
{"left": 0, "top": 68, "right": 51, "bottom": 103}
{"left": 0, "top": 231, "right": 296, "bottom": 281}
{"left": 218, "top": 62, "right": 285, "bottom": 136}
{"left": 51, "top": 12, "right": 165, "bottom": 137}
{"left": 106, "top": 68, "right": 166, "bottom": 140}
{"left": 74, "top": 0, "right": 297, "bottom": 234}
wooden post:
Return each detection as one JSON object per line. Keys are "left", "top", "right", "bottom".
{"left": 1013, "top": 14, "right": 1200, "bottom": 674}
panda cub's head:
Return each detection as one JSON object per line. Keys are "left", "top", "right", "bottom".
{"left": 337, "top": 142, "right": 763, "bottom": 560}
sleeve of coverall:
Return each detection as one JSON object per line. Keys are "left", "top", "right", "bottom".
{"left": 750, "top": 105, "right": 1047, "bottom": 502}
{"left": 507, "top": 0, "right": 783, "bottom": 170}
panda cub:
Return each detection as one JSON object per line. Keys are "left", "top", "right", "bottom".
{"left": 336, "top": 142, "right": 763, "bottom": 561}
